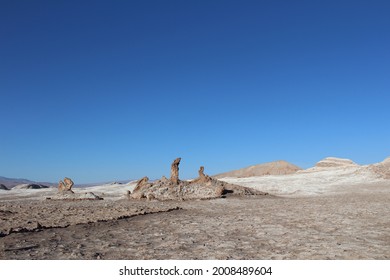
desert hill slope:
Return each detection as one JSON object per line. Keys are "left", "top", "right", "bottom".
{"left": 218, "top": 156, "right": 390, "bottom": 196}
{"left": 214, "top": 160, "right": 302, "bottom": 178}
{"left": 368, "top": 157, "right": 390, "bottom": 179}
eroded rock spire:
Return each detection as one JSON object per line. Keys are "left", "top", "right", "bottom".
{"left": 170, "top": 157, "right": 181, "bottom": 185}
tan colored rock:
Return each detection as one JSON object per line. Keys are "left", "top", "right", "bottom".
{"left": 160, "top": 176, "right": 168, "bottom": 182}
{"left": 196, "top": 166, "right": 212, "bottom": 183}
{"left": 199, "top": 166, "right": 205, "bottom": 178}
{"left": 170, "top": 158, "right": 181, "bottom": 185}
{"left": 133, "top": 176, "right": 149, "bottom": 193}
{"left": 215, "top": 185, "right": 225, "bottom": 196}
{"left": 58, "top": 177, "right": 74, "bottom": 192}
{"left": 131, "top": 192, "right": 146, "bottom": 200}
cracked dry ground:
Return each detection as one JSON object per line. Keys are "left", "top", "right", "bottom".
{"left": 1, "top": 193, "right": 390, "bottom": 260}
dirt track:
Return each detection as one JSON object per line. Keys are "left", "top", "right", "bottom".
{"left": 1, "top": 189, "right": 389, "bottom": 259}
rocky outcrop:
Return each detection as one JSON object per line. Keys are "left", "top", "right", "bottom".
{"left": 0, "top": 184, "right": 9, "bottom": 190}
{"left": 198, "top": 166, "right": 207, "bottom": 179}
{"left": 58, "top": 177, "right": 74, "bottom": 192}
{"left": 170, "top": 158, "right": 181, "bottom": 185}
{"left": 131, "top": 176, "right": 152, "bottom": 200}
{"left": 133, "top": 176, "right": 150, "bottom": 193}
{"left": 130, "top": 158, "right": 268, "bottom": 201}
{"left": 192, "top": 166, "right": 212, "bottom": 183}
{"left": 47, "top": 177, "right": 102, "bottom": 200}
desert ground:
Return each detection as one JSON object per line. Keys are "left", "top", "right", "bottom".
{"left": 1, "top": 157, "right": 390, "bottom": 260}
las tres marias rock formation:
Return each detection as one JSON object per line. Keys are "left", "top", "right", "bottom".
{"left": 130, "top": 158, "right": 268, "bottom": 201}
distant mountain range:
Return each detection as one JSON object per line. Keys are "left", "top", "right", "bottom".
{"left": 0, "top": 176, "right": 55, "bottom": 189}
{"left": 0, "top": 176, "right": 133, "bottom": 189}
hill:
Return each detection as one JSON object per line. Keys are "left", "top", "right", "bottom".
{"left": 368, "top": 157, "right": 390, "bottom": 179}
{"left": 214, "top": 160, "right": 302, "bottom": 178}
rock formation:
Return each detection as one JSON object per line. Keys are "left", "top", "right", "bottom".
{"left": 58, "top": 177, "right": 74, "bottom": 192}
{"left": 48, "top": 177, "right": 102, "bottom": 200}
{"left": 193, "top": 166, "right": 212, "bottom": 183}
{"left": 0, "top": 184, "right": 9, "bottom": 190}
{"left": 133, "top": 176, "right": 149, "bottom": 193}
{"left": 170, "top": 158, "right": 181, "bottom": 185}
{"left": 130, "top": 158, "right": 268, "bottom": 201}
{"left": 199, "top": 166, "right": 206, "bottom": 178}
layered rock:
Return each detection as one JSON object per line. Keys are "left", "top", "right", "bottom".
{"left": 315, "top": 157, "right": 358, "bottom": 168}
{"left": 298, "top": 157, "right": 361, "bottom": 174}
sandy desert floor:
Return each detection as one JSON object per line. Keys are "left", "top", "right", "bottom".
{"left": 1, "top": 181, "right": 389, "bottom": 260}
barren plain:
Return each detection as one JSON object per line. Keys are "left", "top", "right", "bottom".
{"left": 1, "top": 157, "right": 390, "bottom": 260}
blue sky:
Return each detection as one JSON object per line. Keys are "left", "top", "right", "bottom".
{"left": 1, "top": 0, "right": 390, "bottom": 183}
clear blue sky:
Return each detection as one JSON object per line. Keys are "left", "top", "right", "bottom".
{"left": 1, "top": 0, "right": 389, "bottom": 183}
